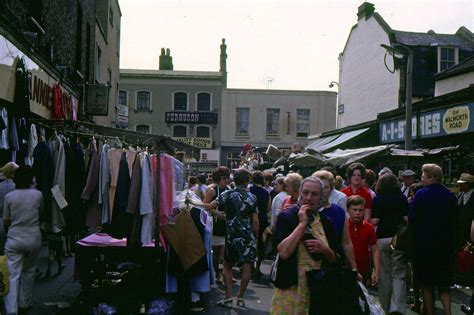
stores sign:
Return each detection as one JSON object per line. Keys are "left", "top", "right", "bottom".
{"left": 172, "top": 137, "right": 212, "bottom": 148}
{"left": 380, "top": 102, "right": 474, "bottom": 143}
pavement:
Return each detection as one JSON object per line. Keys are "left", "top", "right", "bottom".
{"left": 19, "top": 245, "right": 474, "bottom": 314}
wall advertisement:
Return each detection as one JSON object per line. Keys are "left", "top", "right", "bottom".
{"left": 172, "top": 137, "right": 212, "bottom": 149}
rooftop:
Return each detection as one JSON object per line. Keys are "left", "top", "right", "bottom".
{"left": 120, "top": 69, "right": 222, "bottom": 80}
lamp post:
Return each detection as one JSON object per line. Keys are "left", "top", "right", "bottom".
{"left": 329, "top": 81, "right": 339, "bottom": 129}
{"left": 381, "top": 43, "right": 413, "bottom": 150}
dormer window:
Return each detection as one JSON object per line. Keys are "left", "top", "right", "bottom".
{"left": 438, "top": 47, "right": 458, "bottom": 72}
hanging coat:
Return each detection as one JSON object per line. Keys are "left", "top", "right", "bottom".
{"left": 81, "top": 139, "right": 100, "bottom": 227}
{"left": 140, "top": 153, "right": 154, "bottom": 245}
{"left": 110, "top": 151, "right": 133, "bottom": 239}
{"left": 32, "top": 141, "right": 54, "bottom": 229}
{"left": 127, "top": 153, "right": 142, "bottom": 246}
{"left": 98, "top": 143, "right": 110, "bottom": 224}
{"left": 49, "top": 134, "right": 66, "bottom": 233}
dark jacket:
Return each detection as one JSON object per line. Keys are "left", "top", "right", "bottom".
{"left": 273, "top": 205, "right": 343, "bottom": 289}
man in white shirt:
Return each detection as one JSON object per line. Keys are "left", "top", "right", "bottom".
{"left": 400, "top": 169, "right": 415, "bottom": 199}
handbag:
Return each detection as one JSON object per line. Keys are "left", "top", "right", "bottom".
{"left": 390, "top": 223, "right": 408, "bottom": 253}
{"left": 0, "top": 255, "right": 9, "bottom": 297}
{"left": 270, "top": 254, "right": 279, "bottom": 283}
{"left": 456, "top": 242, "right": 474, "bottom": 274}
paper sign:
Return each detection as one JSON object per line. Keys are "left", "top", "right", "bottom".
{"left": 51, "top": 185, "right": 68, "bottom": 209}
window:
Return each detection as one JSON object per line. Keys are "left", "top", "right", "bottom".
{"left": 197, "top": 92, "right": 211, "bottom": 111}
{"left": 119, "top": 90, "right": 127, "bottom": 106}
{"left": 136, "top": 125, "right": 150, "bottom": 134}
{"left": 173, "top": 92, "right": 188, "bottom": 111}
{"left": 266, "top": 108, "right": 280, "bottom": 136}
{"left": 109, "top": 6, "right": 114, "bottom": 27}
{"left": 439, "top": 47, "right": 457, "bottom": 72}
{"left": 196, "top": 126, "right": 210, "bottom": 138}
{"left": 296, "top": 109, "right": 310, "bottom": 137}
{"left": 95, "top": 44, "right": 101, "bottom": 82}
{"left": 235, "top": 108, "right": 249, "bottom": 136}
{"left": 136, "top": 91, "right": 151, "bottom": 110}
{"left": 173, "top": 126, "right": 187, "bottom": 137}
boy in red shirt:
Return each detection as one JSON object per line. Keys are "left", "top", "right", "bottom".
{"left": 347, "top": 195, "right": 380, "bottom": 285}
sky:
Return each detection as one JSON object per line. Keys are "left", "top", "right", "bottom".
{"left": 119, "top": 0, "right": 474, "bottom": 91}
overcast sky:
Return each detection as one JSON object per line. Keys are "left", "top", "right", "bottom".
{"left": 119, "top": 0, "right": 474, "bottom": 91}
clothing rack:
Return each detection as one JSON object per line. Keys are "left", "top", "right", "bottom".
{"left": 28, "top": 117, "right": 199, "bottom": 254}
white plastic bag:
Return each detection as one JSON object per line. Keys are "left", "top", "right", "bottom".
{"left": 357, "top": 281, "right": 385, "bottom": 315}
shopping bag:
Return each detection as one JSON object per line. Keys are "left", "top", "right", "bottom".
{"left": 357, "top": 281, "right": 385, "bottom": 315}
{"left": 0, "top": 255, "right": 9, "bottom": 297}
{"left": 456, "top": 242, "right": 474, "bottom": 274}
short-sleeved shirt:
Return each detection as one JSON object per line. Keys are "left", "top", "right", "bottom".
{"left": 341, "top": 186, "right": 373, "bottom": 210}
{"left": 4, "top": 189, "right": 43, "bottom": 238}
{"left": 347, "top": 219, "right": 377, "bottom": 275}
{"left": 371, "top": 192, "right": 408, "bottom": 239}
{"left": 320, "top": 204, "right": 346, "bottom": 238}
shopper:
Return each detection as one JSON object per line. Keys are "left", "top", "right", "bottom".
{"left": 371, "top": 172, "right": 408, "bottom": 315}
{"left": 0, "top": 162, "right": 19, "bottom": 255}
{"left": 3, "top": 165, "right": 43, "bottom": 314}
{"left": 410, "top": 164, "right": 457, "bottom": 315}
{"left": 342, "top": 163, "right": 373, "bottom": 220}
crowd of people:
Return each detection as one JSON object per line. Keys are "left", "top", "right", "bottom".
{"left": 187, "top": 162, "right": 474, "bottom": 315}
{"left": 0, "top": 159, "right": 473, "bottom": 314}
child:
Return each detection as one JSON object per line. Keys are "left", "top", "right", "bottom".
{"left": 346, "top": 195, "right": 380, "bottom": 285}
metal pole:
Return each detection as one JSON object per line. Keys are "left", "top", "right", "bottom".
{"left": 405, "top": 48, "right": 413, "bottom": 150}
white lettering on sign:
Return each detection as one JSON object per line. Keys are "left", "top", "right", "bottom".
{"left": 419, "top": 113, "right": 441, "bottom": 136}
{"left": 443, "top": 106, "right": 470, "bottom": 134}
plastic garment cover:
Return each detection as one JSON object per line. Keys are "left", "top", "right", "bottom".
{"left": 358, "top": 281, "right": 385, "bottom": 315}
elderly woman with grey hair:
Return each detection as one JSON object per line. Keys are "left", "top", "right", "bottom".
{"left": 270, "top": 176, "right": 345, "bottom": 314}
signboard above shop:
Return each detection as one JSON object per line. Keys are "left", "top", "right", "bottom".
{"left": 172, "top": 137, "right": 212, "bottom": 148}
{"left": 86, "top": 84, "right": 109, "bottom": 116}
{"left": 380, "top": 102, "right": 473, "bottom": 143}
{"left": 165, "top": 111, "right": 218, "bottom": 124}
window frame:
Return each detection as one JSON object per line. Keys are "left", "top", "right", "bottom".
{"left": 296, "top": 108, "right": 310, "bottom": 138}
{"left": 173, "top": 125, "right": 188, "bottom": 137}
{"left": 235, "top": 107, "right": 250, "bottom": 137}
{"left": 135, "top": 90, "right": 152, "bottom": 111}
{"left": 437, "top": 46, "right": 458, "bottom": 73}
{"left": 196, "top": 125, "right": 211, "bottom": 138}
{"left": 195, "top": 92, "right": 213, "bottom": 112}
{"left": 172, "top": 91, "right": 189, "bottom": 111}
{"left": 266, "top": 108, "right": 280, "bottom": 137}
{"left": 135, "top": 124, "right": 151, "bottom": 134}
{"left": 118, "top": 90, "right": 128, "bottom": 106}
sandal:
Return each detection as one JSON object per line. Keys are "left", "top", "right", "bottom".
{"left": 216, "top": 298, "right": 233, "bottom": 308}
{"left": 237, "top": 298, "right": 245, "bottom": 307}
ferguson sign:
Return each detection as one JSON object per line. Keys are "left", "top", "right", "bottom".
{"left": 165, "top": 111, "right": 217, "bottom": 124}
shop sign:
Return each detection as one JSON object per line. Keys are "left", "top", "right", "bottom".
{"left": 165, "top": 111, "right": 218, "bottom": 124}
{"left": 172, "top": 137, "right": 212, "bottom": 148}
{"left": 116, "top": 104, "right": 128, "bottom": 128}
{"left": 86, "top": 84, "right": 109, "bottom": 116}
{"left": 380, "top": 102, "right": 474, "bottom": 143}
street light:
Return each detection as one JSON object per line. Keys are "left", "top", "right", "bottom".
{"left": 381, "top": 43, "right": 413, "bottom": 150}
{"left": 328, "top": 81, "right": 339, "bottom": 128}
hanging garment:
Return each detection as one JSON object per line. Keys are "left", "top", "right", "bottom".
{"left": 17, "top": 118, "right": 29, "bottom": 165}
{"left": 52, "top": 84, "right": 63, "bottom": 120}
{"left": 160, "top": 154, "right": 174, "bottom": 225}
{"left": 81, "top": 139, "right": 101, "bottom": 227}
{"left": 98, "top": 143, "right": 110, "bottom": 224}
{"left": 32, "top": 141, "right": 54, "bottom": 231}
{"left": 172, "top": 158, "right": 184, "bottom": 192}
{"left": 26, "top": 124, "right": 38, "bottom": 165}
{"left": 140, "top": 153, "right": 154, "bottom": 245}
{"left": 127, "top": 153, "right": 142, "bottom": 246}
{"left": 8, "top": 114, "right": 18, "bottom": 152}
{"left": 108, "top": 148, "right": 136, "bottom": 217}
{"left": 49, "top": 134, "right": 66, "bottom": 233}
{"left": 13, "top": 58, "right": 30, "bottom": 118}
{"left": 71, "top": 96, "right": 77, "bottom": 121}
{"left": 110, "top": 151, "right": 133, "bottom": 239}
{"left": 0, "top": 108, "right": 9, "bottom": 150}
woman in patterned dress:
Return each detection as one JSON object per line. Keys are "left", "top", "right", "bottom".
{"left": 194, "top": 168, "right": 259, "bottom": 308}
{"left": 270, "top": 176, "right": 344, "bottom": 314}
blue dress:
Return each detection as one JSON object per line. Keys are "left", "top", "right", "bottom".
{"left": 217, "top": 188, "right": 258, "bottom": 266}
{"left": 410, "top": 183, "right": 457, "bottom": 286}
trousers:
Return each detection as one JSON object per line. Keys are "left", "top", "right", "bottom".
{"left": 378, "top": 237, "right": 407, "bottom": 314}
{"left": 4, "top": 235, "right": 41, "bottom": 315}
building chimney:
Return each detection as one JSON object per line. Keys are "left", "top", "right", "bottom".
{"left": 357, "top": 2, "right": 375, "bottom": 20}
{"left": 220, "top": 38, "right": 227, "bottom": 88}
{"left": 159, "top": 48, "right": 173, "bottom": 70}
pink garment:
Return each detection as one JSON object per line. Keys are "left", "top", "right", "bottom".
{"left": 151, "top": 155, "right": 166, "bottom": 250}
{"left": 160, "top": 154, "right": 174, "bottom": 224}
{"left": 76, "top": 233, "right": 155, "bottom": 247}
{"left": 71, "top": 96, "right": 77, "bottom": 121}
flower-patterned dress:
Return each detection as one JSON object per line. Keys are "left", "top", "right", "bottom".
{"left": 216, "top": 187, "right": 258, "bottom": 266}
{"left": 270, "top": 214, "right": 329, "bottom": 315}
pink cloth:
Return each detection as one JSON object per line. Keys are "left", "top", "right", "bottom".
{"left": 160, "top": 154, "right": 174, "bottom": 224}
{"left": 76, "top": 233, "right": 156, "bottom": 247}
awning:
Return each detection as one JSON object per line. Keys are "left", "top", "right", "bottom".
{"left": 306, "top": 134, "right": 339, "bottom": 153}
{"left": 288, "top": 152, "right": 326, "bottom": 167}
{"left": 313, "top": 128, "right": 370, "bottom": 153}
{"left": 324, "top": 145, "right": 391, "bottom": 168}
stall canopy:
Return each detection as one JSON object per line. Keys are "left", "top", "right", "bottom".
{"left": 307, "top": 128, "right": 370, "bottom": 153}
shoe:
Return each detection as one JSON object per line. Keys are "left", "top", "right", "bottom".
{"left": 232, "top": 277, "right": 237, "bottom": 283}
{"left": 216, "top": 297, "right": 233, "bottom": 308}
{"left": 237, "top": 298, "right": 245, "bottom": 307}
{"left": 215, "top": 273, "right": 223, "bottom": 284}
